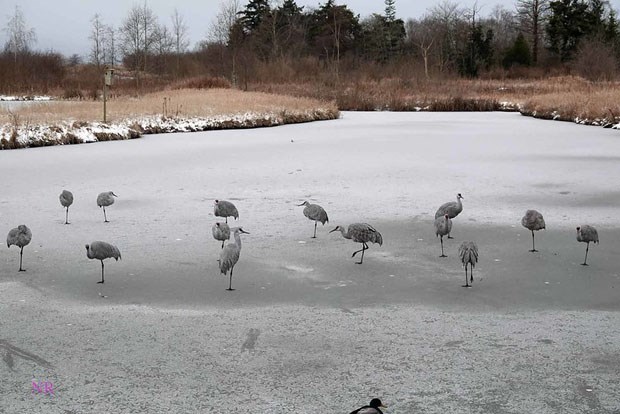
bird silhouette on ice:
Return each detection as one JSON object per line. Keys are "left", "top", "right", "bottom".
{"left": 59, "top": 190, "right": 74, "bottom": 224}
{"left": 214, "top": 200, "right": 238, "bottom": 223}
{"left": 212, "top": 222, "right": 231, "bottom": 249}
{"left": 85, "top": 241, "right": 121, "bottom": 283}
{"left": 218, "top": 227, "right": 249, "bottom": 290}
{"left": 434, "top": 214, "right": 452, "bottom": 257}
{"left": 349, "top": 398, "right": 387, "bottom": 414}
{"left": 298, "top": 201, "right": 329, "bottom": 238}
{"left": 97, "top": 191, "right": 117, "bottom": 223}
{"left": 330, "top": 223, "right": 383, "bottom": 264}
{"left": 7, "top": 225, "right": 32, "bottom": 272}
{"left": 521, "top": 209, "right": 545, "bottom": 252}
{"left": 458, "top": 241, "right": 478, "bottom": 288}
{"left": 576, "top": 225, "right": 599, "bottom": 266}
{"left": 435, "top": 193, "right": 463, "bottom": 238}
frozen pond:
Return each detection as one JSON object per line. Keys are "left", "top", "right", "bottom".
{"left": 1, "top": 111, "right": 619, "bottom": 413}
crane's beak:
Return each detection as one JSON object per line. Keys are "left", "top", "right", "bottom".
{"left": 240, "top": 229, "right": 250, "bottom": 234}
{"left": 112, "top": 192, "right": 118, "bottom": 197}
{"left": 297, "top": 202, "right": 305, "bottom": 206}
{"left": 329, "top": 227, "right": 338, "bottom": 233}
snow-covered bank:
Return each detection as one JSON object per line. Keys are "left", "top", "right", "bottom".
{"left": 0, "top": 108, "right": 339, "bottom": 149}
{"left": 0, "top": 95, "right": 52, "bottom": 102}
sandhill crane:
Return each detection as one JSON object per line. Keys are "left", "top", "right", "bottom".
{"left": 349, "top": 398, "right": 387, "bottom": 414}
{"left": 576, "top": 225, "right": 599, "bottom": 266}
{"left": 7, "top": 225, "right": 32, "bottom": 272}
{"left": 434, "top": 214, "right": 452, "bottom": 257}
{"left": 435, "top": 193, "right": 463, "bottom": 238}
{"left": 218, "top": 227, "right": 249, "bottom": 290}
{"left": 298, "top": 201, "right": 329, "bottom": 238}
{"left": 458, "top": 241, "right": 478, "bottom": 288}
{"left": 521, "top": 209, "right": 545, "bottom": 252}
{"left": 97, "top": 191, "right": 117, "bottom": 223}
{"left": 330, "top": 223, "right": 383, "bottom": 264}
{"left": 59, "top": 190, "right": 74, "bottom": 224}
{"left": 212, "top": 222, "right": 230, "bottom": 249}
{"left": 85, "top": 241, "right": 121, "bottom": 283}
{"left": 214, "top": 200, "right": 238, "bottom": 223}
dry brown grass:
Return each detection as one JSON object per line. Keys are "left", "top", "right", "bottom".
{"left": 250, "top": 75, "right": 620, "bottom": 123}
{"left": 0, "top": 88, "right": 339, "bottom": 125}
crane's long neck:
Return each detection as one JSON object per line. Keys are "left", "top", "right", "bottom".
{"left": 86, "top": 246, "right": 94, "bottom": 260}
{"left": 233, "top": 231, "right": 242, "bottom": 248}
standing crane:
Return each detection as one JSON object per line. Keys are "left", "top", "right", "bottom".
{"left": 212, "top": 222, "right": 231, "bottom": 249}
{"left": 576, "top": 225, "right": 599, "bottom": 266}
{"left": 434, "top": 214, "right": 452, "bottom": 257}
{"left": 330, "top": 223, "right": 383, "bottom": 264}
{"left": 97, "top": 191, "right": 117, "bottom": 223}
{"left": 7, "top": 225, "right": 32, "bottom": 272}
{"left": 59, "top": 190, "right": 74, "bottom": 224}
{"left": 458, "top": 241, "right": 478, "bottom": 288}
{"left": 521, "top": 209, "right": 545, "bottom": 252}
{"left": 298, "top": 201, "right": 329, "bottom": 238}
{"left": 435, "top": 193, "right": 464, "bottom": 238}
{"left": 218, "top": 227, "right": 250, "bottom": 290}
{"left": 85, "top": 241, "right": 121, "bottom": 283}
{"left": 214, "top": 200, "right": 238, "bottom": 223}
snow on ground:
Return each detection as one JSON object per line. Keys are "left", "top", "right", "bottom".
{"left": 1, "top": 111, "right": 620, "bottom": 413}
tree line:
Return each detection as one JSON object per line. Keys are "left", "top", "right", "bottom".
{"left": 1, "top": 0, "right": 619, "bottom": 94}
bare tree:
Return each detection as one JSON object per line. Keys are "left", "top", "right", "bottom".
{"left": 407, "top": 17, "right": 435, "bottom": 79}
{"left": 429, "top": 0, "right": 464, "bottom": 73}
{"left": 89, "top": 14, "right": 106, "bottom": 68}
{"left": 208, "top": 0, "right": 242, "bottom": 85}
{"left": 171, "top": 8, "right": 189, "bottom": 75}
{"left": 208, "top": 0, "right": 241, "bottom": 45}
{"left": 516, "top": 0, "right": 549, "bottom": 65}
{"left": 3, "top": 5, "right": 36, "bottom": 64}
{"left": 104, "top": 26, "right": 117, "bottom": 66}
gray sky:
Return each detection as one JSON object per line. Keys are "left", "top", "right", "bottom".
{"left": 2, "top": 0, "right": 620, "bottom": 57}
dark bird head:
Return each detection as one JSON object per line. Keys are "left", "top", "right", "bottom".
{"left": 457, "top": 193, "right": 463, "bottom": 199}
{"left": 329, "top": 225, "right": 343, "bottom": 233}
{"left": 444, "top": 214, "right": 449, "bottom": 219}
{"left": 235, "top": 227, "right": 250, "bottom": 234}
{"left": 297, "top": 201, "right": 309, "bottom": 207}
{"left": 85, "top": 244, "right": 90, "bottom": 251}
{"left": 369, "top": 398, "right": 386, "bottom": 409}
{"left": 576, "top": 226, "right": 581, "bottom": 232}
{"left": 214, "top": 199, "right": 219, "bottom": 205}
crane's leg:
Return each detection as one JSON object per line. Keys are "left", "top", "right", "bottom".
{"left": 354, "top": 243, "right": 368, "bottom": 264}
{"left": 439, "top": 236, "right": 447, "bottom": 257}
{"left": 225, "top": 217, "right": 228, "bottom": 224}
{"left": 227, "top": 267, "right": 235, "bottom": 291}
{"left": 470, "top": 265, "right": 474, "bottom": 285}
{"left": 462, "top": 265, "right": 469, "bottom": 287}
{"left": 103, "top": 207, "right": 109, "bottom": 223}
{"left": 351, "top": 245, "right": 364, "bottom": 257}
{"left": 530, "top": 230, "right": 537, "bottom": 252}
{"left": 97, "top": 261, "right": 105, "bottom": 283}
{"left": 312, "top": 221, "right": 318, "bottom": 238}
{"left": 221, "top": 240, "right": 225, "bottom": 249}
{"left": 582, "top": 242, "right": 590, "bottom": 266}
{"left": 18, "top": 246, "right": 25, "bottom": 272}
{"left": 65, "top": 207, "right": 70, "bottom": 225}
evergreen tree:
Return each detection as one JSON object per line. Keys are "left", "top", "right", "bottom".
{"left": 546, "top": 0, "right": 591, "bottom": 61}
{"left": 502, "top": 32, "right": 532, "bottom": 67}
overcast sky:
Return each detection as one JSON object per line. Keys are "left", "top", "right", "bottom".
{"left": 2, "top": 0, "right": 620, "bottom": 58}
